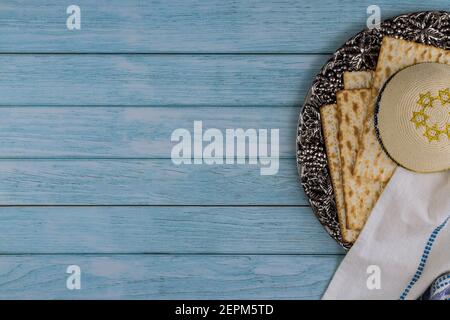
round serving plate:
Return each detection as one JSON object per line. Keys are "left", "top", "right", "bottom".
{"left": 296, "top": 11, "right": 450, "bottom": 249}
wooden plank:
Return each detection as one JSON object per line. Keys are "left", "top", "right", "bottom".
{"left": 0, "top": 106, "right": 296, "bottom": 158}
{"left": 0, "top": 54, "right": 326, "bottom": 106}
{"left": 0, "top": 1, "right": 447, "bottom": 53}
{"left": 0, "top": 159, "right": 306, "bottom": 205}
{"left": 0, "top": 254, "right": 342, "bottom": 299}
{"left": 0, "top": 206, "right": 342, "bottom": 254}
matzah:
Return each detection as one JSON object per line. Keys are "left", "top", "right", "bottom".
{"left": 343, "top": 71, "right": 374, "bottom": 90}
{"left": 321, "top": 104, "right": 358, "bottom": 243}
{"left": 336, "top": 89, "right": 384, "bottom": 230}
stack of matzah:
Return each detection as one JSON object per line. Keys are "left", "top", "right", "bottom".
{"left": 320, "top": 36, "right": 450, "bottom": 243}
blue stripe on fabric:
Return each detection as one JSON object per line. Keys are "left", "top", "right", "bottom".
{"left": 400, "top": 214, "right": 450, "bottom": 300}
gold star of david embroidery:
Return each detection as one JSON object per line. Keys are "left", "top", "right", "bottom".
{"left": 438, "top": 88, "right": 450, "bottom": 105}
{"left": 410, "top": 110, "right": 429, "bottom": 128}
{"left": 411, "top": 89, "right": 450, "bottom": 142}
{"left": 417, "top": 92, "right": 435, "bottom": 108}
{"left": 423, "top": 124, "right": 441, "bottom": 142}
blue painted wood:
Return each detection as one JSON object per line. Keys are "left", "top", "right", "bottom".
{"left": 0, "top": 54, "right": 326, "bottom": 106}
{"left": 0, "top": 159, "right": 306, "bottom": 205}
{"left": 0, "top": 255, "right": 342, "bottom": 299}
{"left": 0, "top": 106, "right": 296, "bottom": 158}
{"left": 0, "top": 206, "right": 342, "bottom": 254}
{"left": 0, "top": 1, "right": 448, "bottom": 53}
{"left": 0, "top": 0, "right": 393, "bottom": 299}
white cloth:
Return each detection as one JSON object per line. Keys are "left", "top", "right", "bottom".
{"left": 323, "top": 167, "right": 450, "bottom": 300}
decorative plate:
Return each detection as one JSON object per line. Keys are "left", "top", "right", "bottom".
{"left": 296, "top": 11, "right": 450, "bottom": 249}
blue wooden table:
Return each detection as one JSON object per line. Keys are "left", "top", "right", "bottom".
{"left": 0, "top": 0, "right": 446, "bottom": 299}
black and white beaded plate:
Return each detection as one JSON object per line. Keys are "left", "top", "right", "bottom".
{"left": 296, "top": 11, "right": 450, "bottom": 249}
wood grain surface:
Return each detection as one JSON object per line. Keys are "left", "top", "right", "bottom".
{"left": 0, "top": 206, "right": 342, "bottom": 254}
{"left": 0, "top": 159, "right": 305, "bottom": 205}
{"left": 0, "top": 255, "right": 342, "bottom": 299}
{"left": 0, "top": 106, "right": 297, "bottom": 158}
{"left": 0, "top": 1, "right": 446, "bottom": 53}
{"left": 0, "top": 55, "right": 325, "bottom": 106}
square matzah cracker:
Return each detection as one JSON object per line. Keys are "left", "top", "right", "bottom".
{"left": 336, "top": 89, "right": 384, "bottom": 230}
{"left": 321, "top": 104, "right": 358, "bottom": 243}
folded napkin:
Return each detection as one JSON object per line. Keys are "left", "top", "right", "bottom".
{"left": 323, "top": 167, "right": 450, "bottom": 300}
